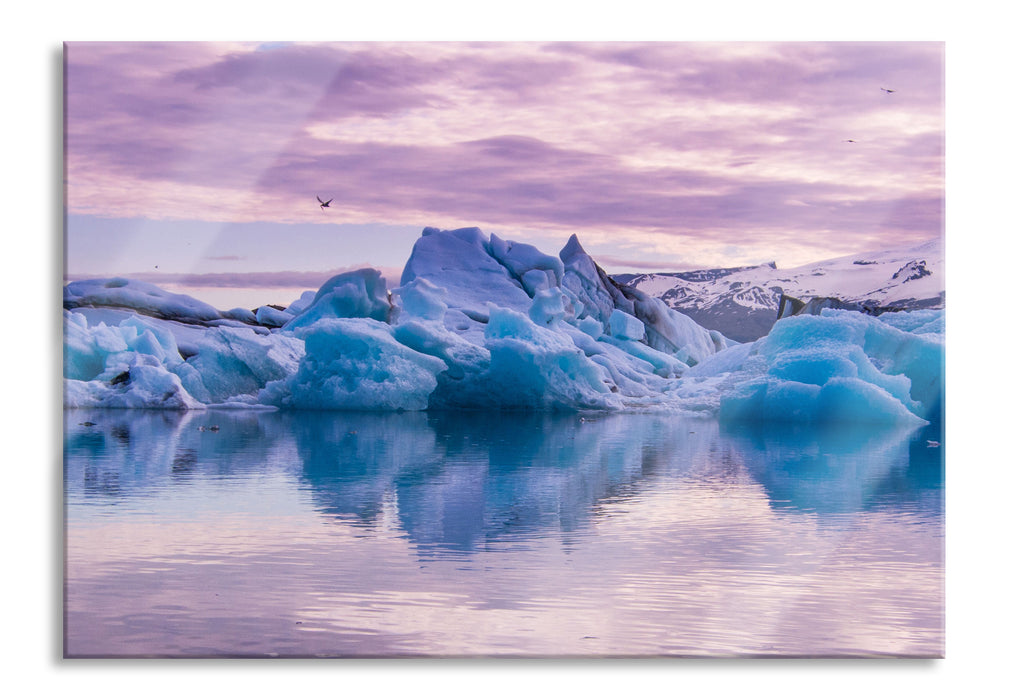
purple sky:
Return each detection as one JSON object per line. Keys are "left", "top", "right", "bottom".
{"left": 65, "top": 41, "right": 943, "bottom": 307}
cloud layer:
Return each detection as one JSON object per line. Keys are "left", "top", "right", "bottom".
{"left": 90, "top": 267, "right": 402, "bottom": 290}
{"left": 65, "top": 41, "right": 943, "bottom": 268}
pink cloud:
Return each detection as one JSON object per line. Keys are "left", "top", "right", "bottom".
{"left": 64, "top": 41, "right": 944, "bottom": 267}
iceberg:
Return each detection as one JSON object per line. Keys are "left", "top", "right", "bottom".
{"left": 260, "top": 318, "right": 446, "bottom": 411}
{"left": 399, "top": 227, "right": 534, "bottom": 320}
{"left": 183, "top": 326, "right": 304, "bottom": 404}
{"left": 64, "top": 277, "right": 223, "bottom": 324}
{"left": 285, "top": 267, "right": 392, "bottom": 329}
{"left": 685, "top": 308, "right": 944, "bottom": 425}
{"left": 62, "top": 308, "right": 302, "bottom": 409}
{"left": 255, "top": 305, "right": 293, "bottom": 328}
{"left": 62, "top": 226, "right": 943, "bottom": 424}
{"left": 64, "top": 359, "right": 205, "bottom": 410}
{"left": 478, "top": 303, "right": 621, "bottom": 411}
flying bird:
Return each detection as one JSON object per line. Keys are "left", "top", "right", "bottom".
{"left": 317, "top": 195, "right": 333, "bottom": 210}
{"left": 881, "top": 87, "right": 896, "bottom": 94}
{"left": 845, "top": 139, "right": 857, "bottom": 143}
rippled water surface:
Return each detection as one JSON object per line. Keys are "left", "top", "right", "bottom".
{"left": 64, "top": 409, "right": 943, "bottom": 657}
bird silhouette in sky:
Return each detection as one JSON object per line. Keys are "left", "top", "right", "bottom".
{"left": 845, "top": 139, "right": 857, "bottom": 143}
{"left": 317, "top": 195, "right": 333, "bottom": 210}
{"left": 881, "top": 87, "right": 896, "bottom": 94}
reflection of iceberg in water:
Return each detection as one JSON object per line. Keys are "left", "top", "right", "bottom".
{"left": 288, "top": 410, "right": 722, "bottom": 555}
{"left": 721, "top": 421, "right": 943, "bottom": 517}
{"left": 282, "top": 410, "right": 943, "bottom": 554}
{"left": 65, "top": 409, "right": 196, "bottom": 497}
{"left": 64, "top": 408, "right": 291, "bottom": 494}
{"left": 65, "top": 408, "right": 943, "bottom": 556}
{"left": 64, "top": 408, "right": 944, "bottom": 657}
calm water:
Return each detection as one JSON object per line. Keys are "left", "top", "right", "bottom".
{"left": 63, "top": 409, "right": 944, "bottom": 657}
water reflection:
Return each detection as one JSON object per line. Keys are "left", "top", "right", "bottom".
{"left": 292, "top": 411, "right": 710, "bottom": 554}
{"left": 64, "top": 409, "right": 944, "bottom": 657}
{"left": 721, "top": 421, "right": 943, "bottom": 518}
{"left": 65, "top": 408, "right": 943, "bottom": 550}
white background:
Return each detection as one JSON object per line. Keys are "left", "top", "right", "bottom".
{"left": 2, "top": 1, "right": 1005, "bottom": 697}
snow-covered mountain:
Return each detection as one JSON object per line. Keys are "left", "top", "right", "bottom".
{"left": 614, "top": 238, "right": 944, "bottom": 342}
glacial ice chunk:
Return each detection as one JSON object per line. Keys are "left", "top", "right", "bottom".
{"left": 183, "top": 325, "right": 304, "bottom": 404}
{"left": 608, "top": 309, "right": 645, "bottom": 341}
{"left": 285, "top": 268, "right": 391, "bottom": 329}
{"left": 63, "top": 308, "right": 303, "bottom": 408}
{"left": 64, "top": 310, "right": 130, "bottom": 381}
{"left": 64, "top": 278, "right": 222, "bottom": 323}
{"left": 477, "top": 304, "right": 621, "bottom": 411}
{"left": 558, "top": 234, "right": 717, "bottom": 365}
{"left": 529, "top": 287, "right": 568, "bottom": 327}
{"left": 392, "top": 318, "right": 492, "bottom": 408}
{"left": 628, "top": 294, "right": 716, "bottom": 365}
{"left": 560, "top": 234, "right": 629, "bottom": 325}
{"left": 682, "top": 341, "right": 755, "bottom": 378}
{"left": 394, "top": 277, "right": 449, "bottom": 323}
{"left": 877, "top": 309, "right": 944, "bottom": 336}
{"left": 255, "top": 305, "right": 294, "bottom": 328}
{"left": 63, "top": 310, "right": 185, "bottom": 381}
{"left": 286, "top": 290, "right": 317, "bottom": 316}
{"left": 713, "top": 310, "right": 941, "bottom": 425}
{"left": 64, "top": 354, "right": 205, "bottom": 410}
{"left": 488, "top": 232, "right": 565, "bottom": 296}
{"left": 260, "top": 318, "right": 448, "bottom": 411}
{"left": 400, "top": 227, "right": 534, "bottom": 317}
